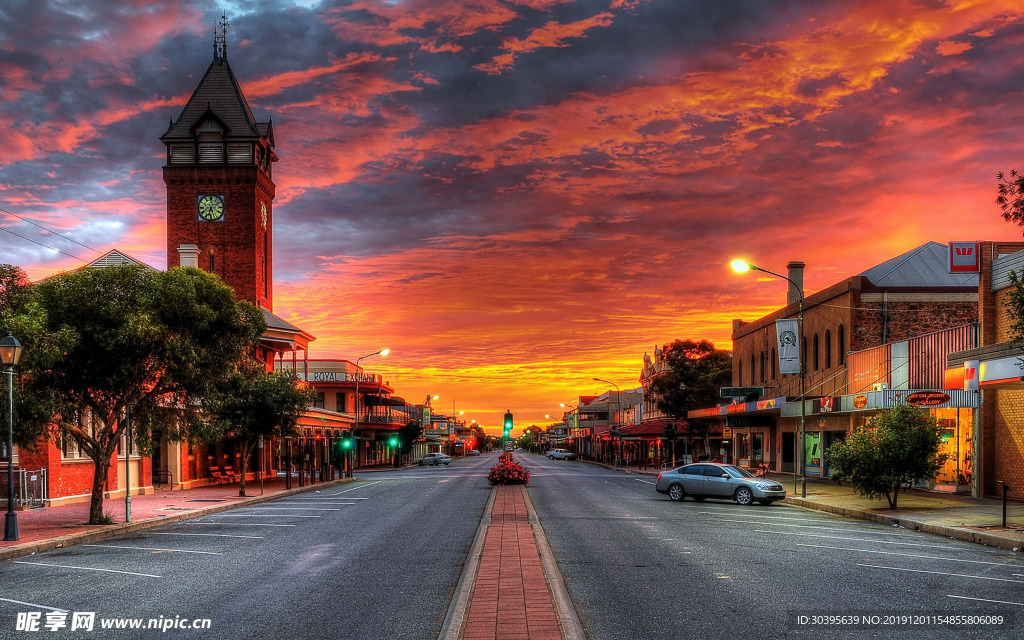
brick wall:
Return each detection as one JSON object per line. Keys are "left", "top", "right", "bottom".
{"left": 164, "top": 164, "right": 275, "bottom": 310}
{"left": 990, "top": 388, "right": 1024, "bottom": 498}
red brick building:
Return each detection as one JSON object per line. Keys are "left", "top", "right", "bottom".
{"left": 694, "top": 242, "right": 979, "bottom": 476}
{"left": 948, "top": 241, "right": 1024, "bottom": 499}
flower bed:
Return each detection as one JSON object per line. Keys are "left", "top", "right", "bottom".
{"left": 487, "top": 458, "right": 530, "bottom": 486}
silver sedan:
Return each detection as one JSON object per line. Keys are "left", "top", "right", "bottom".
{"left": 655, "top": 462, "right": 786, "bottom": 505}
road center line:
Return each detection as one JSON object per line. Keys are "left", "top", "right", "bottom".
{"left": 83, "top": 544, "right": 221, "bottom": 555}
{"left": 858, "top": 564, "right": 1024, "bottom": 583}
{"left": 948, "top": 595, "right": 1024, "bottom": 606}
{"left": 13, "top": 561, "right": 160, "bottom": 578}
{"left": 0, "top": 597, "right": 69, "bottom": 613}
{"left": 796, "top": 543, "right": 1017, "bottom": 567}
{"left": 148, "top": 532, "right": 263, "bottom": 539}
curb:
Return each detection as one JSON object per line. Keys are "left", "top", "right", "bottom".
{"left": 783, "top": 497, "right": 1023, "bottom": 553}
{"left": 0, "top": 478, "right": 356, "bottom": 562}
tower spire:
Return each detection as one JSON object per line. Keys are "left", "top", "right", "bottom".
{"left": 214, "top": 11, "right": 229, "bottom": 60}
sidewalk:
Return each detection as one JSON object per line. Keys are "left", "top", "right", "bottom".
{"left": 603, "top": 461, "right": 1024, "bottom": 552}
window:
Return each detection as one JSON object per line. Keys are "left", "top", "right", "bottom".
{"left": 771, "top": 348, "right": 777, "bottom": 378}
{"left": 170, "top": 145, "right": 195, "bottom": 163}
{"left": 759, "top": 351, "right": 765, "bottom": 383}
{"left": 336, "top": 394, "right": 347, "bottom": 413}
{"left": 314, "top": 392, "right": 325, "bottom": 409}
{"left": 838, "top": 324, "right": 846, "bottom": 365}
{"left": 825, "top": 330, "right": 832, "bottom": 368}
{"left": 750, "top": 355, "right": 755, "bottom": 385}
{"left": 227, "top": 144, "right": 252, "bottom": 163}
{"left": 813, "top": 333, "right": 820, "bottom": 371}
{"left": 738, "top": 360, "right": 743, "bottom": 385}
{"left": 802, "top": 336, "right": 808, "bottom": 373}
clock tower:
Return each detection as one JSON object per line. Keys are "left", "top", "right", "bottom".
{"left": 161, "top": 16, "right": 276, "bottom": 311}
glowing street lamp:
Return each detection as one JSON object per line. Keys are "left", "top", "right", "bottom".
{"left": 732, "top": 259, "right": 806, "bottom": 497}
{"left": 351, "top": 348, "right": 389, "bottom": 478}
{"left": 1, "top": 332, "right": 23, "bottom": 541}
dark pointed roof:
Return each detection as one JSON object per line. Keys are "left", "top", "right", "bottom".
{"left": 161, "top": 57, "right": 264, "bottom": 141}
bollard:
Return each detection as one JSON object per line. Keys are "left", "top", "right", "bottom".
{"left": 997, "top": 480, "right": 1011, "bottom": 529}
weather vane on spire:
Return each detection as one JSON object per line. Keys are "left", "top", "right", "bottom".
{"left": 214, "top": 11, "right": 230, "bottom": 60}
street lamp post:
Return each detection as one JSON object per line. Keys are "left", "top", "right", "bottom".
{"left": 732, "top": 259, "right": 806, "bottom": 498}
{"left": 594, "top": 378, "right": 622, "bottom": 466}
{"left": 351, "top": 348, "right": 389, "bottom": 478}
{"left": 1, "top": 332, "right": 24, "bottom": 541}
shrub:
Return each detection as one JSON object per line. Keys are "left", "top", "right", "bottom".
{"left": 487, "top": 458, "right": 530, "bottom": 486}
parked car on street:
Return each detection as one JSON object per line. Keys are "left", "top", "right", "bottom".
{"left": 546, "top": 449, "right": 576, "bottom": 460}
{"left": 419, "top": 452, "right": 452, "bottom": 466}
{"left": 655, "top": 462, "right": 786, "bottom": 505}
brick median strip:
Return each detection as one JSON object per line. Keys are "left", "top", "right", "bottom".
{"left": 441, "top": 485, "right": 584, "bottom": 640}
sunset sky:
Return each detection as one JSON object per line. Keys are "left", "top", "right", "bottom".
{"left": 3, "top": 0, "right": 1024, "bottom": 432}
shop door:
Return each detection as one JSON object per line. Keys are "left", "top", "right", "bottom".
{"left": 781, "top": 432, "right": 794, "bottom": 473}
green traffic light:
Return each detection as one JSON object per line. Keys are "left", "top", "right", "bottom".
{"left": 342, "top": 438, "right": 352, "bottom": 450}
{"left": 389, "top": 436, "right": 398, "bottom": 447}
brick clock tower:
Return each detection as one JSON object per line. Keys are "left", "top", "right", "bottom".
{"left": 161, "top": 19, "right": 276, "bottom": 312}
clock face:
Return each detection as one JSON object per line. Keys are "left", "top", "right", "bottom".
{"left": 198, "top": 194, "right": 225, "bottom": 222}
{"left": 261, "top": 202, "right": 267, "bottom": 228}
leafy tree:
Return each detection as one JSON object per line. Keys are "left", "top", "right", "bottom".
{"left": 398, "top": 419, "right": 424, "bottom": 455}
{"left": 18, "top": 265, "right": 265, "bottom": 523}
{"left": 205, "top": 358, "right": 316, "bottom": 496}
{"left": 648, "top": 339, "right": 732, "bottom": 456}
{"left": 825, "top": 404, "right": 945, "bottom": 509}
{"left": 997, "top": 170, "right": 1024, "bottom": 228}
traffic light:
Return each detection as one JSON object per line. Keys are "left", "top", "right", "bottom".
{"left": 503, "top": 410, "right": 513, "bottom": 438}
{"left": 341, "top": 431, "right": 353, "bottom": 450}
{"left": 388, "top": 434, "right": 399, "bottom": 447}
{"left": 664, "top": 423, "right": 677, "bottom": 439}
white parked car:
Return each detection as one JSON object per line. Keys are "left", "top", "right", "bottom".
{"left": 418, "top": 453, "right": 452, "bottom": 466}
{"left": 546, "top": 449, "right": 576, "bottom": 460}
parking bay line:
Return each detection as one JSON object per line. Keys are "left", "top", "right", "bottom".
{"left": 243, "top": 507, "right": 344, "bottom": 511}
{"left": 0, "top": 597, "right": 69, "bottom": 613}
{"left": 796, "top": 543, "right": 1018, "bottom": 567}
{"left": 209, "top": 514, "right": 321, "bottom": 518}
{"left": 182, "top": 522, "right": 295, "bottom": 527}
{"left": 717, "top": 518, "right": 917, "bottom": 536}
{"left": 331, "top": 481, "right": 381, "bottom": 496}
{"left": 149, "top": 532, "right": 263, "bottom": 539}
{"left": 13, "top": 561, "right": 160, "bottom": 578}
{"left": 948, "top": 595, "right": 1024, "bottom": 607}
{"left": 858, "top": 564, "right": 1024, "bottom": 584}
{"left": 83, "top": 544, "right": 222, "bottom": 555}
{"left": 755, "top": 529, "right": 1008, "bottom": 554}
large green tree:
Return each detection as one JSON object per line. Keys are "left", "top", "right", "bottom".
{"left": 205, "top": 358, "right": 316, "bottom": 496}
{"left": 825, "top": 404, "right": 945, "bottom": 509}
{"left": 17, "top": 264, "right": 265, "bottom": 523}
{"left": 648, "top": 339, "right": 732, "bottom": 456}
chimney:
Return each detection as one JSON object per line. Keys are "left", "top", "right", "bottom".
{"left": 177, "top": 244, "right": 200, "bottom": 268}
{"left": 786, "top": 261, "right": 805, "bottom": 306}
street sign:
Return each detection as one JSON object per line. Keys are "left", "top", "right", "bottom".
{"left": 502, "top": 440, "right": 514, "bottom": 451}
{"left": 721, "top": 387, "right": 763, "bottom": 398}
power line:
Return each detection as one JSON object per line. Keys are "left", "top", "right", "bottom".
{"left": 0, "top": 226, "right": 87, "bottom": 262}
{"left": 0, "top": 206, "right": 102, "bottom": 255}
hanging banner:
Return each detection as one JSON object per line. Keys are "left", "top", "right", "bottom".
{"left": 776, "top": 318, "right": 801, "bottom": 375}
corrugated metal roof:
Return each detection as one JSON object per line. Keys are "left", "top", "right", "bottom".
{"left": 262, "top": 307, "right": 301, "bottom": 332}
{"left": 859, "top": 241, "right": 977, "bottom": 288}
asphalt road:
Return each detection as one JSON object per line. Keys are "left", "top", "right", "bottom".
{"left": 3, "top": 451, "right": 1023, "bottom": 640}
{"left": 0, "top": 454, "right": 497, "bottom": 640}
{"left": 524, "top": 452, "right": 1024, "bottom": 640}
